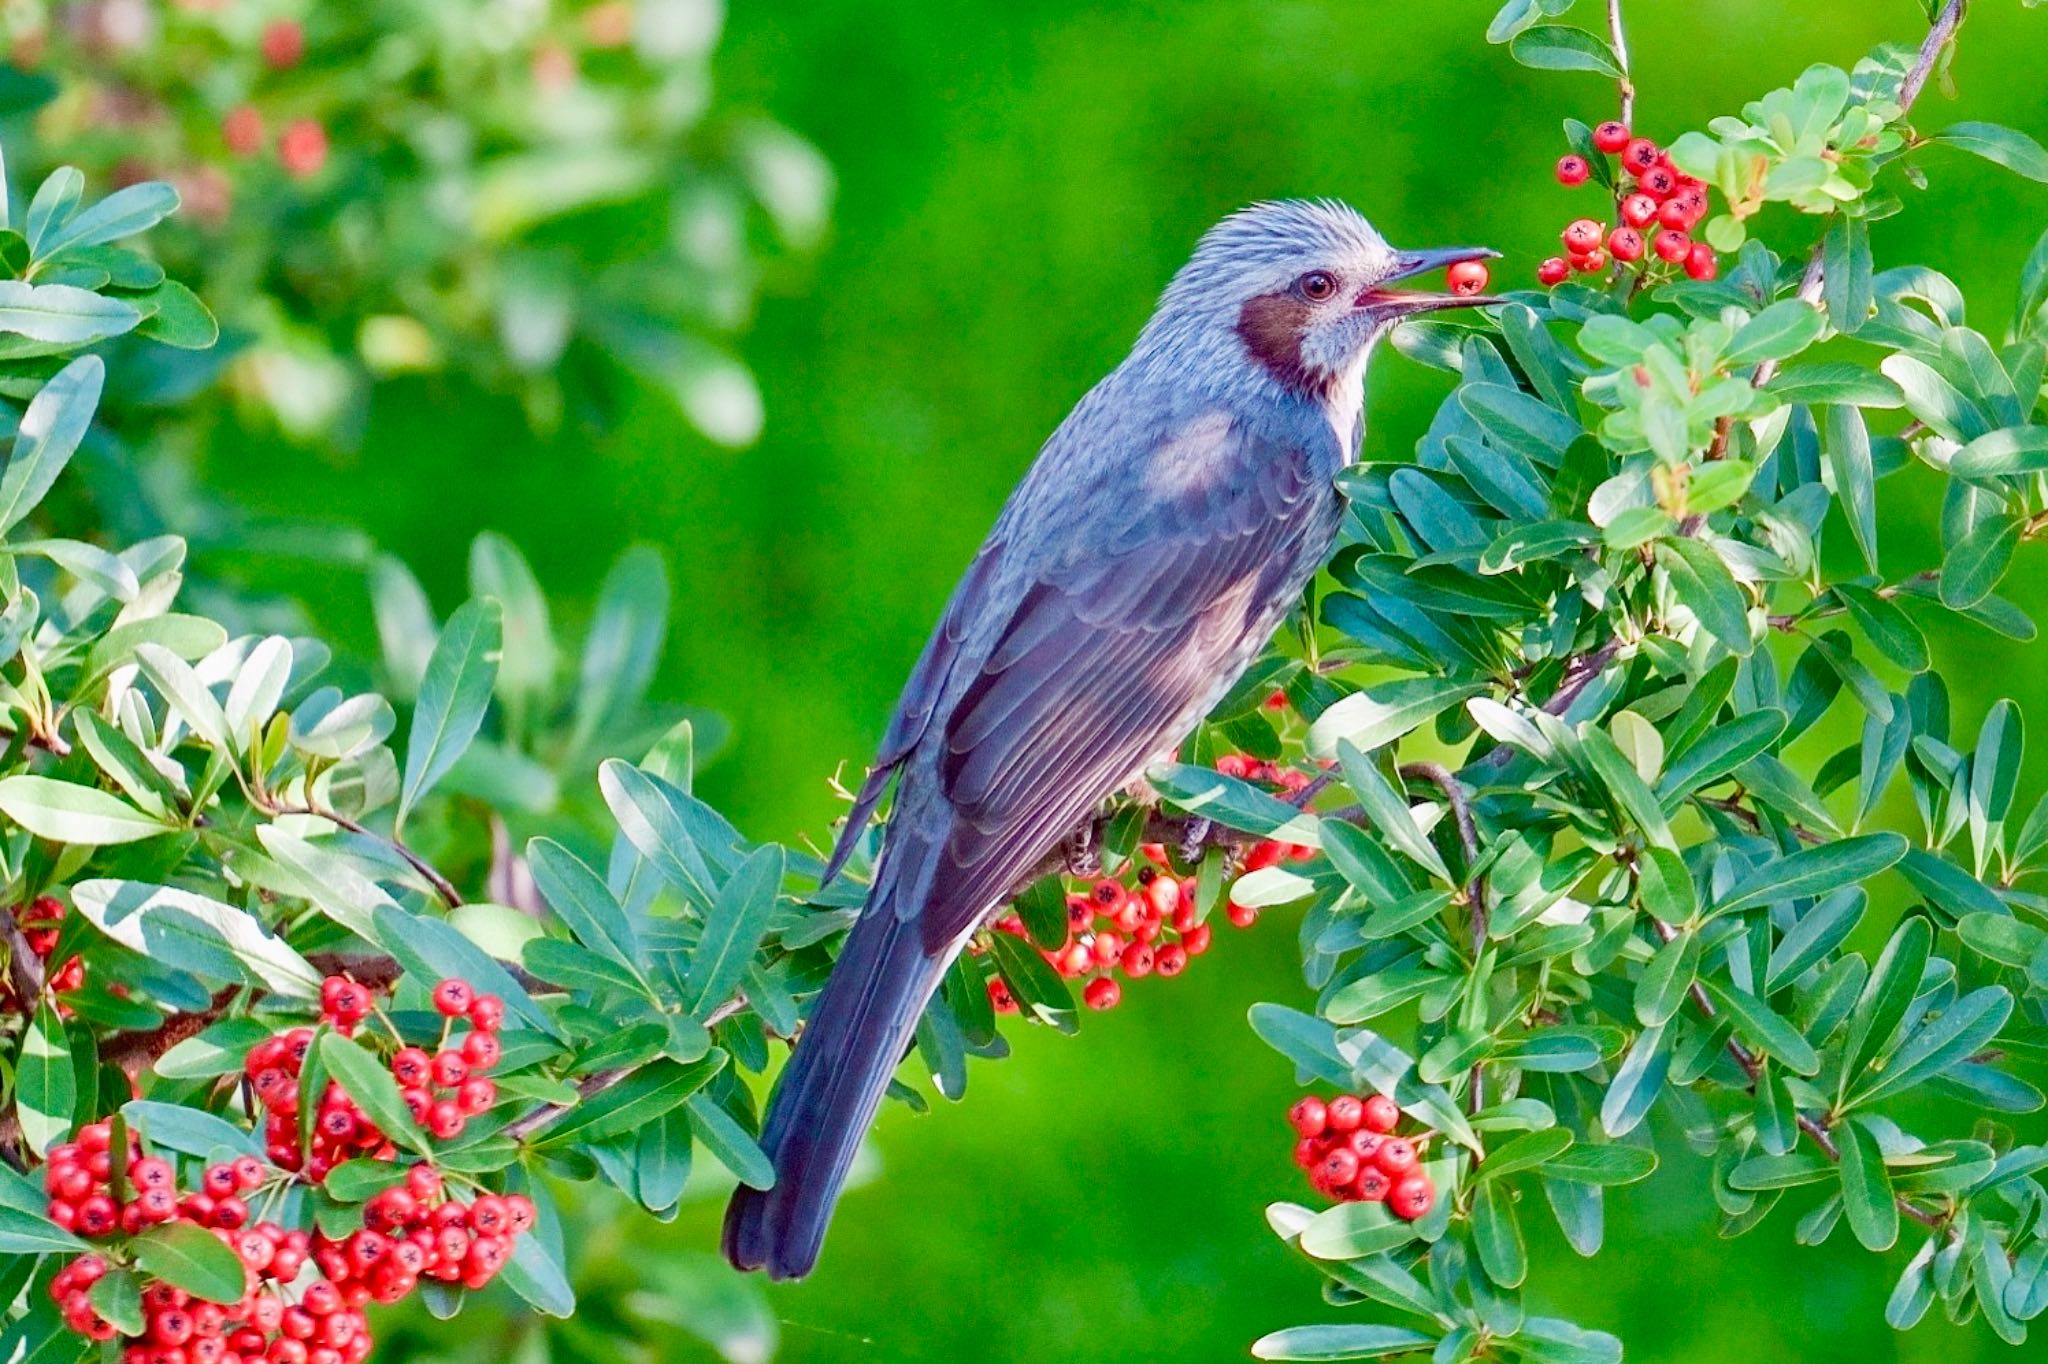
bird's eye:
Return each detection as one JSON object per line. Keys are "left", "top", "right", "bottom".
{"left": 1298, "top": 270, "right": 1338, "bottom": 302}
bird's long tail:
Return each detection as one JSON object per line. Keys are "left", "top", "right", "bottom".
{"left": 721, "top": 900, "right": 948, "bottom": 1279}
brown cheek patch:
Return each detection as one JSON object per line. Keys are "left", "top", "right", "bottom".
{"left": 1235, "top": 293, "right": 1327, "bottom": 394}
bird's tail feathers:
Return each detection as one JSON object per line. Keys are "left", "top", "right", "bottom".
{"left": 721, "top": 899, "right": 945, "bottom": 1279}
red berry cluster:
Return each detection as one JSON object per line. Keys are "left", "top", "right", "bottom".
{"left": 249, "top": 979, "right": 502, "bottom": 1178}
{"left": 1287, "top": 1093, "right": 1438, "bottom": 1221}
{"left": 2, "top": 895, "right": 86, "bottom": 1010}
{"left": 40, "top": 975, "right": 531, "bottom": 1364}
{"left": 1541, "top": 121, "right": 1719, "bottom": 285}
{"left": 987, "top": 854, "right": 1214, "bottom": 1015}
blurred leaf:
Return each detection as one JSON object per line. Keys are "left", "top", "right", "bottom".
{"left": 1252, "top": 1324, "right": 1437, "bottom": 1360}
{"left": 570, "top": 544, "right": 669, "bottom": 757}
{"left": 399, "top": 598, "right": 503, "bottom": 826}
{"left": 469, "top": 533, "right": 556, "bottom": 722}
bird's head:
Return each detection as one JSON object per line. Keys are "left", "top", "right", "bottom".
{"left": 1142, "top": 199, "right": 1500, "bottom": 404}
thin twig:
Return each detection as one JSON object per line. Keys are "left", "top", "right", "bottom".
{"left": 1607, "top": 0, "right": 1634, "bottom": 128}
{"left": 269, "top": 803, "right": 464, "bottom": 908}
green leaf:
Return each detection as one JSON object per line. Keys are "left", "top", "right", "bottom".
{"left": 400, "top": 599, "right": 503, "bottom": 825}
{"left": 500, "top": 1228, "right": 576, "bottom": 1317}
{"left": 1701, "top": 980, "right": 1820, "bottom": 1075}
{"left": 1305, "top": 678, "right": 1485, "bottom": 760}
{"left": 1298, "top": 1199, "right": 1421, "bottom": 1261}
{"left": 0, "top": 775, "right": 166, "bottom": 846}
{"left": 1473, "top": 1179, "right": 1527, "bottom": 1287}
{"left": 1725, "top": 300, "right": 1825, "bottom": 367}
{"left": 31, "top": 180, "right": 178, "bottom": 258}
{"left": 469, "top": 533, "right": 557, "bottom": 719}
{"left": 319, "top": 1033, "right": 433, "bottom": 1154}
{"left": 132, "top": 1221, "right": 247, "bottom": 1304}
{"left": 1835, "top": 586, "right": 1928, "bottom": 673}
{"left": 1635, "top": 928, "right": 1699, "bottom": 1027}
{"left": 986, "top": 929, "right": 1077, "bottom": 1034}
{"left": 1934, "top": 122, "right": 2048, "bottom": 183}
{"left": 0, "top": 1205, "right": 89, "bottom": 1255}
{"left": 135, "top": 642, "right": 231, "bottom": 750}
{"left": 0, "top": 282, "right": 137, "bottom": 349}
{"left": 133, "top": 279, "right": 217, "bottom": 349}
{"left": 1941, "top": 514, "right": 2023, "bottom": 609}
{"left": 1764, "top": 365, "right": 1903, "bottom": 408}
{"left": 15, "top": 1001, "right": 75, "bottom": 1156}
{"left": 1849, "top": 986, "right": 2013, "bottom": 1108}
{"left": 1950, "top": 425, "right": 2048, "bottom": 478}
{"left": 1252, "top": 1325, "right": 1437, "bottom": 1360}
{"left": 686, "top": 845, "right": 783, "bottom": 1017}
{"left": 1600, "top": 1024, "right": 1668, "bottom": 1137}
{"left": 535, "top": 1054, "right": 725, "bottom": 1147}
{"left": 1334, "top": 743, "right": 1450, "bottom": 881}
{"left": 598, "top": 759, "right": 724, "bottom": 909}
{"left": 1657, "top": 709, "right": 1786, "bottom": 803}
{"left": 1544, "top": 1143, "right": 1657, "bottom": 1185}
{"left": 89, "top": 1269, "right": 143, "bottom": 1337}
{"left": 1146, "top": 762, "right": 1319, "bottom": 846}
{"left": 1249, "top": 1003, "right": 1350, "bottom": 1087}
{"left": 688, "top": 1094, "right": 775, "bottom": 1189}
{"left": 1838, "top": 1118, "right": 1899, "bottom": 1251}
{"left": 1823, "top": 405, "right": 1880, "bottom": 573}
{"left": 1711, "top": 834, "right": 1907, "bottom": 916}
{"left": 1581, "top": 725, "right": 1676, "bottom": 850}
{"left": 0, "top": 355, "right": 100, "bottom": 536}
{"left": 120, "top": 1101, "right": 262, "bottom": 1160}
{"left": 73, "top": 879, "right": 322, "bottom": 999}
{"left": 1475, "top": 1126, "right": 1573, "bottom": 1182}
{"left": 569, "top": 544, "right": 668, "bottom": 756}
{"left": 528, "top": 837, "right": 639, "bottom": 965}
{"left": 1820, "top": 216, "right": 1873, "bottom": 334}
{"left": 1839, "top": 917, "right": 1932, "bottom": 1099}
{"left": 1508, "top": 24, "right": 1622, "bottom": 77}
{"left": 367, "top": 903, "right": 557, "bottom": 1036}
{"left": 1657, "top": 538, "right": 1751, "bottom": 655}
{"left": 1763, "top": 889, "right": 1865, "bottom": 993}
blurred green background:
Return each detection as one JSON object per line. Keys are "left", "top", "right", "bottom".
{"left": 186, "top": 1, "right": 2048, "bottom": 1359}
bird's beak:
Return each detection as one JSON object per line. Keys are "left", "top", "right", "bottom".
{"left": 1354, "top": 245, "right": 1505, "bottom": 314}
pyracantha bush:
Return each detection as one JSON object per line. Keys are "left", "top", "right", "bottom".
{"left": 9, "top": 2, "right": 2048, "bottom": 1363}
{"left": 0, "top": 0, "right": 829, "bottom": 448}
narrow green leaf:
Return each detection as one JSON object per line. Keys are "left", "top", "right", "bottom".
{"left": 1508, "top": 24, "right": 1622, "bottom": 77}
{"left": 400, "top": 599, "right": 503, "bottom": 825}
{"left": 1934, "top": 122, "right": 2048, "bottom": 183}
{"left": 1824, "top": 405, "right": 1879, "bottom": 573}
{"left": 1657, "top": 538, "right": 1752, "bottom": 655}
{"left": 1711, "top": 834, "right": 1907, "bottom": 916}
{"left": 686, "top": 845, "right": 783, "bottom": 1017}
{"left": 1838, "top": 1119, "right": 1899, "bottom": 1251}
{"left": 319, "top": 1033, "right": 432, "bottom": 1154}
{"left": 0, "top": 355, "right": 102, "bottom": 536}
{"left": 132, "top": 1222, "right": 247, "bottom": 1304}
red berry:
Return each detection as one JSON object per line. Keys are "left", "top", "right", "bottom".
{"left": 1119, "top": 942, "right": 1155, "bottom": 977}
{"left": 427, "top": 1102, "right": 465, "bottom": 1141}
{"left": 1620, "top": 192, "right": 1659, "bottom": 228}
{"left": 1315, "top": 1148, "right": 1359, "bottom": 1190}
{"left": 431, "top": 1051, "right": 469, "bottom": 1087}
{"left": 1090, "top": 931, "right": 1123, "bottom": 966}
{"left": 1593, "top": 120, "right": 1631, "bottom": 153}
{"left": 278, "top": 119, "right": 328, "bottom": 180}
{"left": 223, "top": 105, "right": 265, "bottom": 158}
{"left": 1685, "top": 243, "right": 1719, "bottom": 281}
{"left": 1621, "top": 137, "right": 1661, "bottom": 175}
{"left": 232, "top": 1155, "right": 266, "bottom": 1190}
{"left": 1225, "top": 901, "right": 1258, "bottom": 929}
{"left": 466, "top": 994, "right": 505, "bottom": 1033}
{"left": 1345, "top": 1129, "right": 1385, "bottom": 1162}
{"left": 1555, "top": 154, "right": 1591, "bottom": 187}
{"left": 1181, "top": 922, "right": 1211, "bottom": 956}
{"left": 260, "top": 19, "right": 305, "bottom": 70}
{"left": 1637, "top": 164, "right": 1678, "bottom": 199}
{"left": 431, "top": 980, "right": 473, "bottom": 1017}
{"left": 1446, "top": 260, "right": 1490, "bottom": 297}
{"left": 1082, "top": 977, "right": 1121, "bottom": 1011}
{"left": 1144, "top": 876, "right": 1180, "bottom": 917}
{"left": 1292, "top": 1136, "right": 1323, "bottom": 1170}
{"left": 1389, "top": 1173, "right": 1435, "bottom": 1221}
{"left": 455, "top": 1078, "right": 496, "bottom": 1116}
{"left": 1374, "top": 1137, "right": 1419, "bottom": 1177}
{"left": 1362, "top": 1094, "right": 1400, "bottom": 1134}
{"left": 987, "top": 977, "right": 1017, "bottom": 1014}
{"left": 1607, "top": 226, "right": 1645, "bottom": 262}
{"left": 390, "top": 1048, "right": 432, "bottom": 1087}
{"left": 1353, "top": 1167, "right": 1391, "bottom": 1202}
{"left": 1288, "top": 1096, "right": 1329, "bottom": 1139}
{"left": 1326, "top": 1095, "right": 1363, "bottom": 1134}
{"left": 460, "top": 1030, "right": 501, "bottom": 1071}
{"left": 1154, "top": 944, "right": 1187, "bottom": 976}
{"left": 1571, "top": 248, "right": 1608, "bottom": 273}
{"left": 1536, "top": 256, "right": 1570, "bottom": 287}
{"left": 1561, "top": 218, "right": 1604, "bottom": 255}
{"left": 504, "top": 1194, "right": 536, "bottom": 1233}
{"left": 1652, "top": 228, "right": 1691, "bottom": 263}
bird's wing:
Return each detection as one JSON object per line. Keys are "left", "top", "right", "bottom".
{"left": 890, "top": 409, "right": 1337, "bottom": 951}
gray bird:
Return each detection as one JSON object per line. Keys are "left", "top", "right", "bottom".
{"left": 723, "top": 199, "right": 1496, "bottom": 1279}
